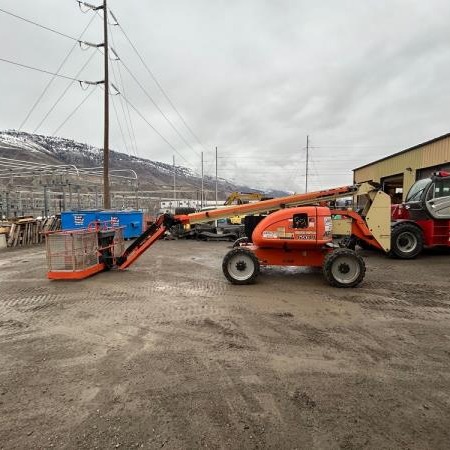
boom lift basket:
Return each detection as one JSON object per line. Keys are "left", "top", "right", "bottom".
{"left": 45, "top": 224, "right": 124, "bottom": 280}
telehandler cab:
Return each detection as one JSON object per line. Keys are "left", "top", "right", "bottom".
{"left": 390, "top": 171, "right": 450, "bottom": 258}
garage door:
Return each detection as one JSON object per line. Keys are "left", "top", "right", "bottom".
{"left": 381, "top": 173, "right": 404, "bottom": 204}
{"left": 417, "top": 163, "right": 450, "bottom": 180}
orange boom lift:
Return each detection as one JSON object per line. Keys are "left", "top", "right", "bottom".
{"left": 45, "top": 182, "right": 391, "bottom": 287}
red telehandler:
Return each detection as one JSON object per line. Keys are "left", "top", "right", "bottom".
{"left": 44, "top": 182, "right": 391, "bottom": 287}
{"left": 388, "top": 171, "right": 450, "bottom": 258}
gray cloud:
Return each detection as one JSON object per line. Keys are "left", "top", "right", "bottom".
{"left": 1, "top": 0, "right": 449, "bottom": 192}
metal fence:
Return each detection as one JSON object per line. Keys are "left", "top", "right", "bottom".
{"left": 0, "top": 187, "right": 162, "bottom": 218}
{"left": 0, "top": 187, "right": 220, "bottom": 219}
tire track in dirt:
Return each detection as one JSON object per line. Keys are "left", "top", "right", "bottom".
{"left": 330, "top": 280, "right": 450, "bottom": 321}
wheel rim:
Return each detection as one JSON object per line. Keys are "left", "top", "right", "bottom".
{"left": 397, "top": 231, "right": 417, "bottom": 253}
{"left": 227, "top": 253, "right": 255, "bottom": 281}
{"left": 330, "top": 256, "right": 360, "bottom": 285}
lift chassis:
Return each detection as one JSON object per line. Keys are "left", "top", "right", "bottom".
{"left": 45, "top": 182, "right": 391, "bottom": 288}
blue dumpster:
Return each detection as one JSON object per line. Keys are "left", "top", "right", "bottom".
{"left": 97, "top": 210, "right": 144, "bottom": 239}
{"left": 61, "top": 210, "right": 100, "bottom": 230}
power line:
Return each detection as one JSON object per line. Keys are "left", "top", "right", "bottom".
{"left": 112, "top": 10, "right": 208, "bottom": 152}
{"left": 96, "top": 42, "right": 139, "bottom": 158}
{"left": 0, "top": 57, "right": 86, "bottom": 82}
{"left": 109, "top": 52, "right": 133, "bottom": 156}
{"left": 107, "top": 9, "right": 199, "bottom": 159}
{"left": 33, "top": 50, "right": 100, "bottom": 133}
{"left": 107, "top": 26, "right": 137, "bottom": 156}
{"left": 19, "top": 14, "right": 97, "bottom": 131}
{"left": 116, "top": 62, "right": 139, "bottom": 156}
{"left": 120, "top": 93, "right": 194, "bottom": 167}
{"left": 310, "top": 145, "right": 394, "bottom": 149}
{"left": 118, "top": 54, "right": 200, "bottom": 157}
{"left": 110, "top": 93, "right": 130, "bottom": 156}
{"left": 108, "top": 20, "right": 139, "bottom": 156}
{"left": 52, "top": 87, "right": 98, "bottom": 136}
{"left": 0, "top": 7, "right": 81, "bottom": 42}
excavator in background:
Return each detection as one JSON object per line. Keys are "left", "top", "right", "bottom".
{"left": 171, "top": 205, "right": 245, "bottom": 241}
{"left": 224, "top": 192, "right": 271, "bottom": 206}
{"left": 223, "top": 192, "right": 271, "bottom": 227}
{"left": 44, "top": 182, "right": 391, "bottom": 287}
{"left": 170, "top": 192, "right": 270, "bottom": 240}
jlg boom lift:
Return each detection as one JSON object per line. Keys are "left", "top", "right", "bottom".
{"left": 45, "top": 182, "right": 391, "bottom": 287}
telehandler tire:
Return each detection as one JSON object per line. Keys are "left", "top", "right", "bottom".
{"left": 389, "top": 223, "right": 423, "bottom": 259}
{"left": 323, "top": 248, "right": 365, "bottom": 288}
{"left": 222, "top": 248, "right": 260, "bottom": 285}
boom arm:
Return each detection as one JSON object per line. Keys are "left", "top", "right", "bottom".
{"left": 117, "top": 214, "right": 174, "bottom": 269}
{"left": 177, "top": 184, "right": 359, "bottom": 225}
{"left": 117, "top": 182, "right": 390, "bottom": 269}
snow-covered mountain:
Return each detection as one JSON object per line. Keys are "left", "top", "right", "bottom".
{"left": 0, "top": 130, "right": 196, "bottom": 183}
{"left": 0, "top": 130, "right": 286, "bottom": 196}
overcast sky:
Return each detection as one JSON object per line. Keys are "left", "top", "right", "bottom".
{"left": 1, "top": 0, "right": 449, "bottom": 192}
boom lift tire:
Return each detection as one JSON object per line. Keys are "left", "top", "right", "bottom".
{"left": 389, "top": 222, "right": 423, "bottom": 259}
{"left": 222, "top": 248, "right": 260, "bottom": 285}
{"left": 322, "top": 248, "right": 365, "bottom": 288}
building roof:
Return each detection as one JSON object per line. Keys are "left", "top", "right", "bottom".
{"left": 353, "top": 131, "right": 450, "bottom": 172}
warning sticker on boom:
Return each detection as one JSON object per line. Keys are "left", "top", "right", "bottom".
{"left": 262, "top": 231, "right": 278, "bottom": 239}
{"left": 295, "top": 230, "right": 316, "bottom": 240}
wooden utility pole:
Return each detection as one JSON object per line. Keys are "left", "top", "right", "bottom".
{"left": 305, "top": 135, "right": 309, "bottom": 193}
{"left": 103, "top": 0, "right": 110, "bottom": 208}
{"left": 173, "top": 155, "right": 176, "bottom": 200}
{"left": 201, "top": 151, "right": 204, "bottom": 208}
{"left": 68, "top": 183, "right": 72, "bottom": 210}
{"left": 215, "top": 146, "right": 218, "bottom": 207}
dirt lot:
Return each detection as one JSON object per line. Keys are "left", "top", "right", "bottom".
{"left": 0, "top": 241, "right": 450, "bottom": 449}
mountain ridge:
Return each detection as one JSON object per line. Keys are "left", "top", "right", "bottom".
{"left": 0, "top": 130, "right": 288, "bottom": 198}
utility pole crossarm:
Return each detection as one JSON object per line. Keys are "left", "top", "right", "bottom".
{"left": 215, "top": 146, "right": 218, "bottom": 207}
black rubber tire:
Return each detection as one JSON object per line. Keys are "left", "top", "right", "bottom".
{"left": 222, "top": 248, "right": 260, "bottom": 285}
{"left": 232, "top": 236, "right": 249, "bottom": 248}
{"left": 389, "top": 222, "right": 423, "bottom": 259}
{"left": 322, "top": 248, "right": 366, "bottom": 288}
{"left": 174, "top": 207, "right": 196, "bottom": 215}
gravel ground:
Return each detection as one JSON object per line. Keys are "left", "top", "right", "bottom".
{"left": 0, "top": 241, "right": 450, "bottom": 449}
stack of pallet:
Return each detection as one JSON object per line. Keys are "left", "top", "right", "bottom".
{"left": 5, "top": 216, "right": 61, "bottom": 248}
